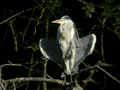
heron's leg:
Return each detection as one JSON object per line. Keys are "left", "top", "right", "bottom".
{"left": 74, "top": 79, "right": 79, "bottom": 87}
{"left": 70, "top": 75, "right": 73, "bottom": 84}
{"left": 73, "top": 74, "right": 81, "bottom": 87}
{"left": 74, "top": 79, "right": 83, "bottom": 90}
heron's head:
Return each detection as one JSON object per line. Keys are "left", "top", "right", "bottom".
{"left": 52, "top": 16, "right": 73, "bottom": 25}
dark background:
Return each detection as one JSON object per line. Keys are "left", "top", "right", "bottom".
{"left": 0, "top": 0, "right": 120, "bottom": 90}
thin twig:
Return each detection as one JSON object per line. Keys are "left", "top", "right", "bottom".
{"left": 43, "top": 12, "right": 49, "bottom": 90}
{"left": 0, "top": 63, "right": 22, "bottom": 82}
{"left": 0, "top": 8, "right": 33, "bottom": 25}
{"left": 0, "top": 79, "right": 6, "bottom": 90}
{"left": 79, "top": 65, "right": 96, "bottom": 73}
{"left": 9, "top": 19, "right": 18, "bottom": 52}
{"left": 80, "top": 64, "right": 120, "bottom": 85}
{"left": 96, "top": 65, "right": 120, "bottom": 84}
{"left": 101, "top": 31, "right": 105, "bottom": 61}
{"left": 23, "top": 17, "right": 32, "bottom": 41}
{"left": 0, "top": 64, "right": 22, "bottom": 68}
{"left": 25, "top": 54, "right": 34, "bottom": 90}
{"left": 43, "top": 59, "right": 47, "bottom": 90}
{"left": 13, "top": 81, "right": 16, "bottom": 90}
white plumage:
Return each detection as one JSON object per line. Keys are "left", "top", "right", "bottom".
{"left": 39, "top": 16, "right": 96, "bottom": 75}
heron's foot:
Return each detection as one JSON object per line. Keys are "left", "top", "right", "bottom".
{"left": 61, "top": 73, "right": 67, "bottom": 86}
{"left": 61, "top": 72, "right": 66, "bottom": 78}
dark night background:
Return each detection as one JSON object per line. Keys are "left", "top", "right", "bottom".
{"left": 0, "top": 0, "right": 120, "bottom": 90}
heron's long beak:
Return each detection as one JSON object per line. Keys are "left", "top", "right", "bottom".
{"left": 51, "top": 19, "right": 64, "bottom": 24}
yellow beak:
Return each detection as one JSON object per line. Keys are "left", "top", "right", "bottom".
{"left": 51, "top": 19, "right": 64, "bottom": 24}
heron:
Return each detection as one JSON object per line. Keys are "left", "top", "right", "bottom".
{"left": 39, "top": 15, "right": 96, "bottom": 76}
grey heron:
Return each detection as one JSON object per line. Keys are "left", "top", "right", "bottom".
{"left": 39, "top": 16, "right": 96, "bottom": 76}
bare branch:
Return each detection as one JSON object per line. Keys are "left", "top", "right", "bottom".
{"left": 80, "top": 64, "right": 120, "bottom": 85}
{"left": 5, "top": 77, "right": 70, "bottom": 85}
{"left": 96, "top": 65, "right": 120, "bottom": 84}
{"left": 0, "top": 64, "right": 22, "bottom": 68}
{"left": 0, "top": 7, "right": 39, "bottom": 25}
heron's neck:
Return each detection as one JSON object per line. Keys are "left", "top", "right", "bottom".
{"left": 58, "top": 24, "right": 75, "bottom": 43}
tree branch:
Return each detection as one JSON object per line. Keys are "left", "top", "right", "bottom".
{"left": 6, "top": 77, "right": 70, "bottom": 85}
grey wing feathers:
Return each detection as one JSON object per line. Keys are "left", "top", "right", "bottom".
{"left": 39, "top": 39, "right": 65, "bottom": 68}
{"left": 73, "top": 34, "right": 96, "bottom": 70}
